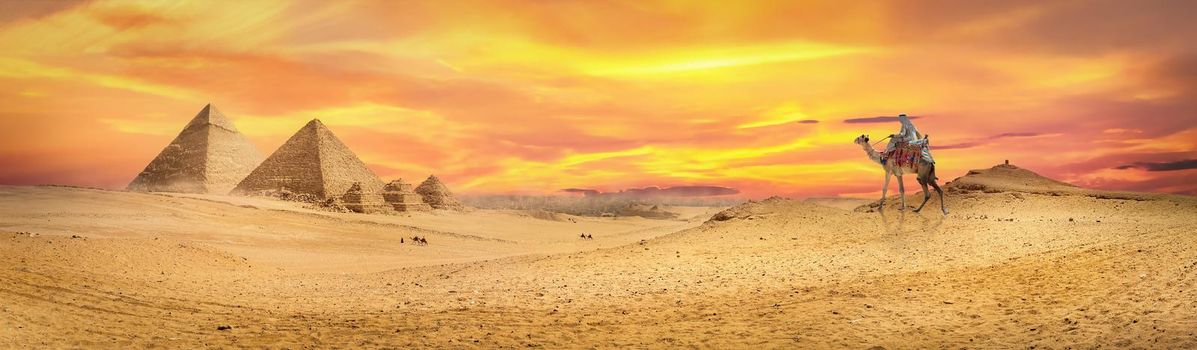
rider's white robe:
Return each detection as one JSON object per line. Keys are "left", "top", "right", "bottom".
{"left": 887, "top": 115, "right": 934, "bottom": 164}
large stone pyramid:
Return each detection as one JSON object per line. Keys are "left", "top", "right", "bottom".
{"left": 415, "top": 175, "right": 464, "bottom": 210}
{"left": 232, "top": 119, "right": 385, "bottom": 199}
{"left": 127, "top": 104, "right": 264, "bottom": 194}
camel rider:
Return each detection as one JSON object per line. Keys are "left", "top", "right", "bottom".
{"left": 886, "top": 114, "right": 935, "bottom": 164}
{"left": 897, "top": 114, "right": 921, "bottom": 142}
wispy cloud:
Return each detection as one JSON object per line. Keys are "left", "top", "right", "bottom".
{"left": 934, "top": 132, "right": 1054, "bottom": 150}
{"left": 935, "top": 142, "right": 982, "bottom": 150}
{"left": 994, "top": 132, "right": 1042, "bottom": 138}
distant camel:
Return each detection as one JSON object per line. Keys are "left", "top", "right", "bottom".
{"left": 586, "top": 234, "right": 593, "bottom": 239}
{"left": 854, "top": 134, "right": 947, "bottom": 214}
{"left": 419, "top": 237, "right": 428, "bottom": 245}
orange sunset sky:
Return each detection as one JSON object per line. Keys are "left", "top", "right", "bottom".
{"left": 1, "top": 0, "right": 1196, "bottom": 198}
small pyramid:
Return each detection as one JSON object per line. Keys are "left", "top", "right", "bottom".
{"left": 415, "top": 175, "right": 464, "bottom": 210}
{"left": 232, "top": 119, "right": 385, "bottom": 199}
{"left": 341, "top": 182, "right": 388, "bottom": 214}
{"left": 383, "top": 179, "right": 431, "bottom": 212}
{"left": 127, "top": 104, "right": 264, "bottom": 194}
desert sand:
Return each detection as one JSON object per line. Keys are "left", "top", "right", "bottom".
{"left": 2, "top": 164, "right": 1196, "bottom": 348}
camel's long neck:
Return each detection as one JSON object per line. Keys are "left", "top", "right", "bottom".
{"left": 860, "top": 143, "right": 884, "bottom": 165}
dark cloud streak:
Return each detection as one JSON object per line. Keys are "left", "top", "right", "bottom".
{"left": 994, "top": 132, "right": 1042, "bottom": 138}
{"left": 928, "top": 131, "right": 1044, "bottom": 150}
{"left": 842, "top": 116, "right": 921, "bottom": 124}
{"left": 934, "top": 142, "right": 981, "bottom": 150}
{"left": 1114, "top": 159, "right": 1197, "bottom": 172}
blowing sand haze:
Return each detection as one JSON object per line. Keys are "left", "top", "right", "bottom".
{"left": 3, "top": 1, "right": 1197, "bottom": 348}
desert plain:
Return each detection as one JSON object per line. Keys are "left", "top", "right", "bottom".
{"left": 1, "top": 164, "right": 1195, "bottom": 348}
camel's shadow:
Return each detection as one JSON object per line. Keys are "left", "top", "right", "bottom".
{"left": 878, "top": 209, "right": 944, "bottom": 236}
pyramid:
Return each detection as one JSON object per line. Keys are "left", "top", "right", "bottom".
{"left": 232, "top": 119, "right": 385, "bottom": 199}
{"left": 415, "top": 175, "right": 464, "bottom": 210}
{"left": 341, "top": 182, "right": 389, "bottom": 214}
{"left": 382, "top": 179, "right": 431, "bottom": 212}
{"left": 127, "top": 104, "right": 264, "bottom": 194}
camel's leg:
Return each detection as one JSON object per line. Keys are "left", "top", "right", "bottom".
{"left": 880, "top": 170, "right": 892, "bottom": 210}
{"left": 914, "top": 177, "right": 931, "bottom": 213}
{"left": 930, "top": 179, "right": 947, "bottom": 215}
{"left": 898, "top": 174, "right": 908, "bottom": 210}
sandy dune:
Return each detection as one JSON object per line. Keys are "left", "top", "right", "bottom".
{"left": 2, "top": 166, "right": 1196, "bottom": 348}
{"left": 0, "top": 186, "right": 710, "bottom": 274}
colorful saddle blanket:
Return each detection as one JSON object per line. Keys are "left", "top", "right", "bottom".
{"left": 884, "top": 142, "right": 933, "bottom": 168}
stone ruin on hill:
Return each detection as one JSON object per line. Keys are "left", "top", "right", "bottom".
{"left": 382, "top": 179, "right": 431, "bottom": 212}
{"left": 415, "top": 175, "right": 465, "bottom": 210}
{"left": 232, "top": 119, "right": 386, "bottom": 202}
{"left": 127, "top": 104, "right": 264, "bottom": 194}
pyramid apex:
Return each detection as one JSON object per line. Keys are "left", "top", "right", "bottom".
{"left": 415, "top": 174, "right": 463, "bottom": 210}
{"left": 128, "top": 104, "right": 263, "bottom": 194}
{"left": 233, "top": 117, "right": 384, "bottom": 199}
{"left": 182, "top": 103, "right": 237, "bottom": 132}
{"left": 300, "top": 118, "right": 331, "bottom": 132}
{"left": 418, "top": 174, "right": 449, "bottom": 189}
{"left": 298, "top": 119, "right": 335, "bottom": 139}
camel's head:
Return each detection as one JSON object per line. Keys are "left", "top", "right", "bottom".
{"left": 854, "top": 134, "right": 870, "bottom": 145}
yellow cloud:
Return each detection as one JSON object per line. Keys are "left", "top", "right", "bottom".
{"left": 558, "top": 146, "right": 655, "bottom": 167}
{"left": 461, "top": 134, "right": 837, "bottom": 192}
{"left": 737, "top": 102, "right": 811, "bottom": 129}
{"left": 234, "top": 103, "right": 458, "bottom": 137}
{"left": 585, "top": 41, "right": 874, "bottom": 76}
{"left": 0, "top": 57, "right": 197, "bottom": 99}
{"left": 99, "top": 118, "right": 180, "bottom": 136}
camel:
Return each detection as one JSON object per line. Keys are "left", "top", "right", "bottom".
{"left": 854, "top": 134, "right": 947, "bottom": 214}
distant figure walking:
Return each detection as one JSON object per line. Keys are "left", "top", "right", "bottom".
{"left": 401, "top": 237, "right": 405, "bottom": 244}
{"left": 586, "top": 234, "right": 593, "bottom": 240}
